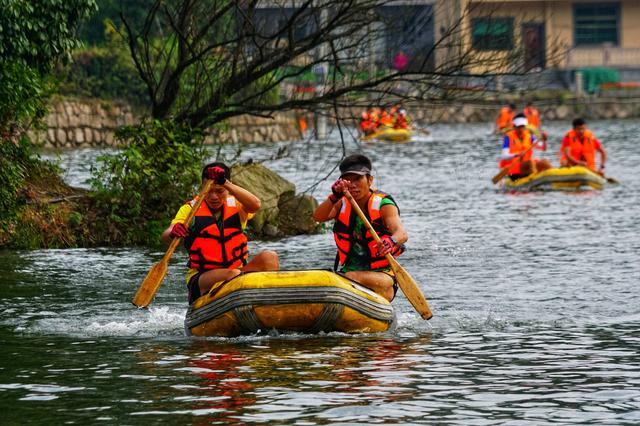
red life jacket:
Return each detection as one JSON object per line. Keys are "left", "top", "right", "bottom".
{"left": 499, "top": 129, "right": 533, "bottom": 175}
{"left": 184, "top": 196, "right": 248, "bottom": 270}
{"left": 560, "top": 129, "right": 598, "bottom": 170}
{"left": 332, "top": 191, "right": 404, "bottom": 270}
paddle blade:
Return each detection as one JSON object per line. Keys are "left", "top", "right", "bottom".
{"left": 389, "top": 257, "right": 433, "bottom": 320}
{"left": 132, "top": 259, "right": 168, "bottom": 308}
{"left": 491, "top": 166, "right": 511, "bottom": 184}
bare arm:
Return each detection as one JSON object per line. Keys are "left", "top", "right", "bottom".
{"left": 380, "top": 203, "right": 408, "bottom": 246}
{"left": 597, "top": 146, "right": 607, "bottom": 171}
{"left": 161, "top": 224, "right": 175, "bottom": 244}
{"left": 224, "top": 180, "right": 261, "bottom": 213}
{"left": 313, "top": 197, "right": 342, "bottom": 222}
{"left": 313, "top": 179, "right": 349, "bottom": 222}
{"left": 564, "top": 146, "right": 586, "bottom": 167}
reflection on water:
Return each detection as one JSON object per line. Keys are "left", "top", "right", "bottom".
{"left": 1, "top": 120, "right": 639, "bottom": 423}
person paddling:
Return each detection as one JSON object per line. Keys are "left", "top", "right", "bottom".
{"left": 559, "top": 118, "right": 607, "bottom": 174}
{"left": 162, "top": 162, "right": 279, "bottom": 304}
{"left": 312, "top": 154, "right": 407, "bottom": 302}
{"left": 499, "top": 114, "right": 550, "bottom": 180}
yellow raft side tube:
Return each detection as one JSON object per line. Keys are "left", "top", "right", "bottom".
{"left": 185, "top": 270, "right": 395, "bottom": 337}
{"left": 362, "top": 127, "right": 411, "bottom": 143}
{"left": 501, "top": 166, "right": 607, "bottom": 192}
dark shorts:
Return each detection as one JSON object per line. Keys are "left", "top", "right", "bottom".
{"left": 508, "top": 174, "right": 527, "bottom": 181}
{"left": 187, "top": 272, "right": 204, "bottom": 305}
{"left": 381, "top": 271, "right": 399, "bottom": 300}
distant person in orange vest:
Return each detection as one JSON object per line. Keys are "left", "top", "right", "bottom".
{"left": 359, "top": 111, "right": 376, "bottom": 135}
{"left": 495, "top": 103, "right": 516, "bottom": 134}
{"left": 499, "top": 114, "right": 550, "bottom": 180}
{"left": 378, "top": 109, "right": 394, "bottom": 128}
{"left": 559, "top": 118, "right": 607, "bottom": 173}
{"left": 523, "top": 102, "right": 541, "bottom": 129}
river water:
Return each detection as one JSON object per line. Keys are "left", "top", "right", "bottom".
{"left": 1, "top": 120, "right": 639, "bottom": 424}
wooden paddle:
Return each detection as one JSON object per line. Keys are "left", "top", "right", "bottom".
{"left": 595, "top": 171, "right": 619, "bottom": 184}
{"left": 132, "top": 180, "right": 213, "bottom": 308}
{"left": 414, "top": 126, "right": 430, "bottom": 136}
{"left": 343, "top": 190, "right": 433, "bottom": 320}
{"left": 491, "top": 144, "right": 535, "bottom": 184}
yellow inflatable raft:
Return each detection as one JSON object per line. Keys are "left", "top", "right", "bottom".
{"left": 501, "top": 166, "right": 606, "bottom": 192}
{"left": 362, "top": 127, "right": 411, "bottom": 142}
{"left": 185, "top": 270, "right": 395, "bottom": 337}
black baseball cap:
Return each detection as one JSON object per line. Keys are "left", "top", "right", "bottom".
{"left": 339, "top": 154, "right": 372, "bottom": 177}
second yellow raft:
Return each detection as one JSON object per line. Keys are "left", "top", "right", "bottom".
{"left": 500, "top": 166, "right": 607, "bottom": 192}
{"left": 362, "top": 127, "right": 411, "bottom": 142}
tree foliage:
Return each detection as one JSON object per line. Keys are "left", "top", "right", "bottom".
{"left": 0, "top": 0, "right": 96, "bottom": 222}
{"left": 57, "top": 25, "right": 150, "bottom": 106}
{"left": 88, "top": 120, "right": 206, "bottom": 245}
{"left": 0, "top": 0, "right": 97, "bottom": 134}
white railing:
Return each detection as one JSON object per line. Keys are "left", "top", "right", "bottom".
{"left": 566, "top": 47, "right": 640, "bottom": 68}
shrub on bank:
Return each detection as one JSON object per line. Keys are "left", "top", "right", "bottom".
{"left": 88, "top": 120, "right": 206, "bottom": 245}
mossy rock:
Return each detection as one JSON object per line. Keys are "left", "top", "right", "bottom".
{"left": 230, "top": 162, "right": 295, "bottom": 234}
{"left": 277, "top": 193, "right": 321, "bottom": 235}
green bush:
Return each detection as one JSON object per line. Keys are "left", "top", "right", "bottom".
{"left": 0, "top": 137, "right": 38, "bottom": 222}
{"left": 88, "top": 120, "right": 206, "bottom": 245}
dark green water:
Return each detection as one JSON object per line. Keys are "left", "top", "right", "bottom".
{"left": 2, "top": 120, "right": 639, "bottom": 424}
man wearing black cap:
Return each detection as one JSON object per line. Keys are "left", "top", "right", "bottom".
{"left": 162, "top": 162, "right": 279, "bottom": 304}
{"left": 312, "top": 154, "right": 408, "bottom": 301}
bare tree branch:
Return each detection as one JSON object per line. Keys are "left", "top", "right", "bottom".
{"left": 117, "top": 0, "right": 564, "bottom": 131}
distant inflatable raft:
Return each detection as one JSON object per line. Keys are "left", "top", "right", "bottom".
{"left": 185, "top": 270, "right": 395, "bottom": 337}
{"left": 362, "top": 128, "right": 411, "bottom": 142}
{"left": 500, "top": 166, "right": 606, "bottom": 192}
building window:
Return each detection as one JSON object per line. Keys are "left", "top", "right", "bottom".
{"left": 471, "top": 18, "right": 514, "bottom": 51}
{"left": 574, "top": 3, "right": 619, "bottom": 46}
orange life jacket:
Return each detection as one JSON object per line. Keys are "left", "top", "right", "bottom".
{"left": 496, "top": 107, "right": 514, "bottom": 130}
{"left": 378, "top": 111, "right": 394, "bottom": 127}
{"left": 560, "top": 129, "right": 598, "bottom": 170}
{"left": 184, "top": 196, "right": 248, "bottom": 270}
{"left": 333, "top": 191, "right": 403, "bottom": 270}
{"left": 523, "top": 106, "right": 540, "bottom": 129}
{"left": 499, "top": 129, "right": 533, "bottom": 175}
{"left": 360, "top": 117, "right": 375, "bottom": 134}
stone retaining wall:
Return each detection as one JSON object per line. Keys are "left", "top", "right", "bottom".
{"left": 31, "top": 98, "right": 303, "bottom": 148}
{"left": 31, "top": 98, "right": 138, "bottom": 148}
{"left": 31, "top": 96, "right": 640, "bottom": 148}
{"left": 405, "top": 98, "right": 640, "bottom": 124}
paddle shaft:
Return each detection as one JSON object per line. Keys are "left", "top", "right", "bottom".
{"left": 492, "top": 143, "right": 535, "bottom": 184}
{"left": 131, "top": 180, "right": 213, "bottom": 308}
{"left": 415, "top": 126, "right": 430, "bottom": 136}
{"left": 343, "top": 190, "right": 433, "bottom": 320}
